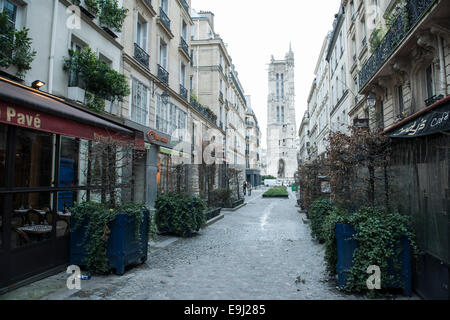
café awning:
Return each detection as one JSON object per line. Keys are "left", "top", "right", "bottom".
{"left": 0, "top": 77, "right": 144, "bottom": 150}
{"left": 385, "top": 95, "right": 450, "bottom": 138}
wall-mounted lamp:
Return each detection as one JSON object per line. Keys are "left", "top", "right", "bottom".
{"left": 366, "top": 92, "right": 377, "bottom": 108}
{"left": 31, "top": 80, "right": 46, "bottom": 90}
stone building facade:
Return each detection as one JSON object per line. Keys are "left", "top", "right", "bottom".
{"left": 266, "top": 46, "right": 297, "bottom": 181}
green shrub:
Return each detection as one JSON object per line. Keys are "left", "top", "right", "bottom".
{"left": 309, "top": 198, "right": 335, "bottom": 243}
{"left": 263, "top": 186, "right": 288, "bottom": 197}
{"left": 155, "top": 193, "right": 207, "bottom": 237}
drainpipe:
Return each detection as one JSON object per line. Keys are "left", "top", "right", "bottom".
{"left": 438, "top": 36, "right": 448, "bottom": 96}
{"left": 48, "top": 0, "right": 58, "bottom": 94}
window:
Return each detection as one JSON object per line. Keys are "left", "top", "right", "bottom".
{"left": 276, "top": 74, "right": 279, "bottom": 102}
{"left": 281, "top": 106, "right": 285, "bottom": 124}
{"left": 14, "top": 128, "right": 53, "bottom": 188}
{"left": 130, "top": 77, "right": 149, "bottom": 126}
{"left": 281, "top": 74, "right": 284, "bottom": 99}
{"left": 181, "top": 20, "right": 187, "bottom": 40}
{"left": 1, "top": 0, "right": 17, "bottom": 27}
{"left": 0, "top": 124, "right": 6, "bottom": 187}
{"left": 136, "top": 16, "right": 148, "bottom": 50}
{"left": 276, "top": 106, "right": 280, "bottom": 123}
{"left": 352, "top": 36, "right": 357, "bottom": 58}
{"left": 180, "top": 63, "right": 186, "bottom": 86}
{"left": 397, "top": 85, "right": 404, "bottom": 115}
{"left": 161, "top": 0, "right": 168, "bottom": 13}
{"left": 68, "top": 40, "right": 85, "bottom": 87}
{"left": 156, "top": 96, "right": 186, "bottom": 138}
{"left": 426, "top": 64, "right": 435, "bottom": 99}
{"left": 159, "top": 39, "right": 168, "bottom": 69}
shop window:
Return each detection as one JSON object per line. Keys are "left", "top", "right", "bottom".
{"left": 58, "top": 137, "right": 80, "bottom": 212}
{"left": 0, "top": 124, "right": 6, "bottom": 187}
{"left": 0, "top": 196, "right": 4, "bottom": 249}
{"left": 10, "top": 192, "right": 53, "bottom": 249}
{"left": 14, "top": 128, "right": 53, "bottom": 188}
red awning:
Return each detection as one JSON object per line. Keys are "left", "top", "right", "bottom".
{"left": 0, "top": 77, "right": 145, "bottom": 150}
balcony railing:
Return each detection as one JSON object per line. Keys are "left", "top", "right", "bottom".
{"left": 159, "top": 7, "right": 171, "bottom": 31}
{"left": 157, "top": 64, "right": 169, "bottom": 85}
{"left": 180, "top": 37, "right": 189, "bottom": 56}
{"left": 180, "top": 84, "right": 188, "bottom": 100}
{"left": 134, "top": 43, "right": 149, "bottom": 68}
{"left": 144, "top": 0, "right": 154, "bottom": 11}
{"left": 190, "top": 98, "right": 217, "bottom": 125}
{"left": 179, "top": 0, "right": 189, "bottom": 14}
{"left": 359, "top": 0, "right": 437, "bottom": 90}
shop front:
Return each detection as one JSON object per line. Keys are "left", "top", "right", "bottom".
{"left": 0, "top": 78, "right": 144, "bottom": 290}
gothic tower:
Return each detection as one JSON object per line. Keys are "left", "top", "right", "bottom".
{"left": 266, "top": 45, "right": 297, "bottom": 181}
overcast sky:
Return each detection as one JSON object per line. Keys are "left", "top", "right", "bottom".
{"left": 191, "top": 0, "right": 340, "bottom": 148}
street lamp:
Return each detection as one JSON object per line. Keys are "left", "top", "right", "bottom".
{"left": 366, "top": 92, "right": 377, "bottom": 108}
{"left": 161, "top": 90, "right": 170, "bottom": 105}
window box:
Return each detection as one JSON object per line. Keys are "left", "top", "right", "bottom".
{"left": 67, "top": 86, "right": 86, "bottom": 104}
{"left": 102, "top": 26, "right": 118, "bottom": 39}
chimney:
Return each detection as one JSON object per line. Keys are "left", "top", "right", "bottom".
{"left": 198, "top": 11, "right": 215, "bottom": 31}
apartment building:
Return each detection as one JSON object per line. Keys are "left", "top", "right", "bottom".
{"left": 300, "top": 0, "right": 450, "bottom": 299}
{"left": 244, "top": 96, "right": 262, "bottom": 187}
{"left": 190, "top": 9, "right": 247, "bottom": 194}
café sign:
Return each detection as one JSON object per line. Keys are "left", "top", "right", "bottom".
{"left": 0, "top": 102, "right": 143, "bottom": 149}
{"left": 389, "top": 102, "right": 450, "bottom": 138}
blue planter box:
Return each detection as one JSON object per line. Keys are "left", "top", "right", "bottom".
{"left": 70, "top": 210, "right": 149, "bottom": 275}
{"left": 335, "top": 223, "right": 412, "bottom": 296}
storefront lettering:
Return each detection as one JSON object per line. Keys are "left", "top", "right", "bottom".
{"left": 6, "top": 107, "right": 41, "bottom": 129}
{"left": 430, "top": 111, "right": 449, "bottom": 128}
{"left": 147, "top": 130, "right": 169, "bottom": 144}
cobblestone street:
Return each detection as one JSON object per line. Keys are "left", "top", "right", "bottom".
{"left": 2, "top": 188, "right": 372, "bottom": 300}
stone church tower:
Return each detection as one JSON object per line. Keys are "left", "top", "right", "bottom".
{"left": 266, "top": 45, "right": 297, "bottom": 181}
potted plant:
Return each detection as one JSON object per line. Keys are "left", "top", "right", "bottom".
{"left": 98, "top": 0, "right": 128, "bottom": 37}
{"left": 70, "top": 202, "right": 153, "bottom": 275}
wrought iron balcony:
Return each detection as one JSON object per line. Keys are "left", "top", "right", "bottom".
{"left": 180, "top": 84, "right": 188, "bottom": 100}
{"left": 179, "top": 0, "right": 189, "bottom": 14}
{"left": 143, "top": 0, "right": 154, "bottom": 11}
{"left": 180, "top": 37, "right": 189, "bottom": 56}
{"left": 134, "top": 43, "right": 149, "bottom": 68}
{"left": 190, "top": 99, "right": 217, "bottom": 125}
{"left": 157, "top": 64, "right": 169, "bottom": 85}
{"left": 159, "top": 7, "right": 171, "bottom": 31}
{"left": 359, "top": 0, "right": 437, "bottom": 91}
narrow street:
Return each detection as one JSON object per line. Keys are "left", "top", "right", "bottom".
{"left": 2, "top": 188, "right": 363, "bottom": 300}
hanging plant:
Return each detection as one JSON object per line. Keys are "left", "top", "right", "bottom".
{"left": 98, "top": 0, "right": 128, "bottom": 33}
{"left": 0, "top": 12, "right": 36, "bottom": 79}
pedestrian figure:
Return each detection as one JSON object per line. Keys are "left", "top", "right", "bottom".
{"left": 243, "top": 181, "right": 247, "bottom": 196}
{"left": 248, "top": 183, "right": 252, "bottom": 196}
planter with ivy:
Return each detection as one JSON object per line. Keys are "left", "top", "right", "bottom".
{"left": 322, "top": 206, "right": 416, "bottom": 297}
{"left": 155, "top": 193, "right": 207, "bottom": 238}
{"left": 70, "top": 202, "right": 153, "bottom": 275}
